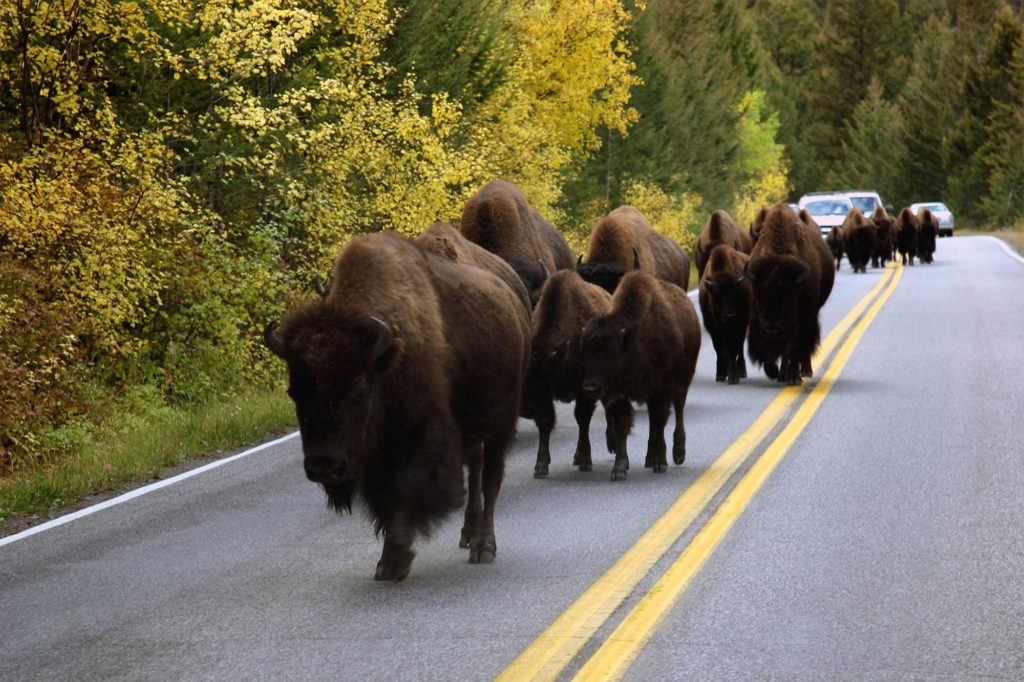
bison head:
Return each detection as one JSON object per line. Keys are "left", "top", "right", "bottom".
{"left": 508, "top": 257, "right": 550, "bottom": 308}
{"left": 579, "top": 317, "right": 633, "bottom": 399}
{"left": 701, "top": 272, "right": 749, "bottom": 326}
{"left": 265, "top": 307, "right": 403, "bottom": 510}
{"left": 745, "top": 255, "right": 808, "bottom": 341}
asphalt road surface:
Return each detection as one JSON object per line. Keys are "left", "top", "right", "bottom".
{"left": 2, "top": 236, "right": 1022, "bottom": 681}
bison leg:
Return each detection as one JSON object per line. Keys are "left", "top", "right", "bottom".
{"left": 460, "top": 439, "right": 483, "bottom": 549}
{"left": 533, "top": 399, "right": 556, "bottom": 479}
{"left": 606, "top": 400, "right": 632, "bottom": 481}
{"left": 572, "top": 396, "right": 597, "bottom": 472}
{"left": 671, "top": 391, "right": 688, "bottom": 465}
{"left": 645, "top": 393, "right": 671, "bottom": 473}
{"left": 800, "top": 355, "right": 813, "bottom": 378}
{"left": 469, "top": 435, "right": 508, "bottom": 565}
{"left": 782, "top": 357, "right": 802, "bottom": 385}
{"left": 375, "top": 512, "right": 415, "bottom": 582}
{"left": 763, "top": 357, "right": 779, "bottom": 380}
{"left": 711, "top": 334, "right": 727, "bottom": 382}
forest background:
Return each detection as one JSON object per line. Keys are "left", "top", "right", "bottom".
{"left": 3, "top": 0, "right": 1024, "bottom": 517}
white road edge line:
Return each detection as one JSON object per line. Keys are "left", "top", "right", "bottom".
{"left": 990, "top": 236, "right": 1024, "bottom": 265}
{"left": 0, "top": 430, "right": 300, "bottom": 548}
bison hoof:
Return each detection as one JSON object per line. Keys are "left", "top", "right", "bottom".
{"left": 652, "top": 462, "right": 667, "bottom": 473}
{"left": 727, "top": 374, "right": 739, "bottom": 385}
{"left": 374, "top": 558, "right": 412, "bottom": 582}
{"left": 716, "top": 374, "right": 726, "bottom": 382}
{"left": 469, "top": 536, "right": 496, "bottom": 564}
{"left": 577, "top": 461, "right": 593, "bottom": 472}
{"left": 610, "top": 468, "right": 628, "bottom": 482}
{"left": 533, "top": 463, "right": 549, "bottom": 479}
{"left": 644, "top": 453, "right": 655, "bottom": 468}
{"left": 459, "top": 526, "right": 475, "bottom": 548}
{"left": 673, "top": 448, "right": 685, "bottom": 465}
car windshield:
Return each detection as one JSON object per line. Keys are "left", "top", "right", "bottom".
{"left": 804, "top": 200, "right": 850, "bottom": 216}
{"left": 922, "top": 203, "right": 948, "bottom": 212}
{"left": 849, "top": 196, "right": 878, "bottom": 213}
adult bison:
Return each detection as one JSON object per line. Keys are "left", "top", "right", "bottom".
{"left": 460, "top": 180, "right": 573, "bottom": 307}
{"left": 871, "top": 206, "right": 895, "bottom": 268}
{"left": 894, "top": 208, "right": 920, "bottom": 266}
{"left": 579, "top": 271, "right": 701, "bottom": 481}
{"left": 577, "top": 205, "right": 691, "bottom": 294}
{"left": 826, "top": 226, "right": 844, "bottom": 271}
{"left": 416, "top": 221, "right": 531, "bottom": 314}
{"left": 521, "top": 270, "right": 631, "bottom": 478}
{"left": 917, "top": 207, "right": 938, "bottom": 264}
{"left": 264, "top": 232, "right": 530, "bottom": 581}
{"left": 694, "top": 210, "right": 752, "bottom": 278}
{"left": 841, "top": 208, "right": 877, "bottom": 274}
{"left": 746, "top": 203, "right": 835, "bottom": 385}
{"left": 699, "top": 244, "right": 751, "bottom": 385}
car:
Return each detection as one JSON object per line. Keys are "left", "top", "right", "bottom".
{"left": 910, "top": 202, "right": 955, "bottom": 237}
{"left": 798, "top": 192, "right": 855, "bottom": 235}
{"left": 844, "top": 189, "right": 889, "bottom": 216}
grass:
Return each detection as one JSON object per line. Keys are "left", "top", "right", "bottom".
{"left": 0, "top": 387, "right": 295, "bottom": 522}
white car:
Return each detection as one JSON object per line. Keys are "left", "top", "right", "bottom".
{"left": 910, "top": 202, "right": 955, "bottom": 237}
{"left": 845, "top": 190, "right": 885, "bottom": 216}
{"left": 798, "top": 193, "right": 854, "bottom": 235}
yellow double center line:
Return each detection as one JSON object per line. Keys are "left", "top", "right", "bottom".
{"left": 499, "top": 262, "right": 903, "bottom": 682}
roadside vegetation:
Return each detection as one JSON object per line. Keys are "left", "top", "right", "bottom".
{"left": 3, "top": 0, "right": 1024, "bottom": 523}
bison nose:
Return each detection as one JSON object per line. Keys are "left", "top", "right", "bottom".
{"left": 762, "top": 322, "right": 783, "bottom": 336}
{"left": 581, "top": 379, "right": 603, "bottom": 397}
{"left": 723, "top": 309, "right": 737, "bottom": 321}
{"left": 304, "top": 456, "right": 351, "bottom": 485}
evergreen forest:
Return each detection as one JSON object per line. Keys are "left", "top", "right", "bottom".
{"left": 2, "top": 0, "right": 1023, "bottom": 486}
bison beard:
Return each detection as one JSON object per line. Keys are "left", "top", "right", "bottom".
{"left": 266, "top": 232, "right": 529, "bottom": 581}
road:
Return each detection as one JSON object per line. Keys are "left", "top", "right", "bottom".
{"left": 2, "top": 236, "right": 1023, "bottom": 681}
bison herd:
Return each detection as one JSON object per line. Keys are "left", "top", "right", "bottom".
{"left": 829, "top": 204, "right": 940, "bottom": 270}
{"left": 263, "top": 180, "right": 928, "bottom": 580}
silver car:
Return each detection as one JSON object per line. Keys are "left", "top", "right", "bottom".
{"left": 910, "top": 202, "right": 955, "bottom": 237}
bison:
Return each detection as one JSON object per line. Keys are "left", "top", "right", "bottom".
{"left": 460, "top": 180, "right": 573, "bottom": 306}
{"left": 871, "top": 206, "right": 895, "bottom": 268}
{"left": 264, "top": 232, "right": 530, "bottom": 581}
{"left": 894, "top": 208, "right": 920, "bottom": 266}
{"left": 841, "top": 208, "right": 877, "bottom": 274}
{"left": 826, "top": 226, "right": 844, "bottom": 271}
{"left": 416, "top": 221, "right": 531, "bottom": 314}
{"left": 579, "top": 270, "right": 701, "bottom": 481}
{"left": 916, "top": 207, "right": 938, "bottom": 264}
{"left": 699, "top": 244, "right": 751, "bottom": 385}
{"left": 577, "top": 205, "right": 691, "bottom": 294}
{"left": 521, "top": 270, "right": 631, "bottom": 478}
{"left": 694, "top": 209, "right": 752, "bottom": 278}
{"left": 746, "top": 203, "right": 835, "bottom": 385}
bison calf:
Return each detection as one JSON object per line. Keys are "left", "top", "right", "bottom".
{"left": 265, "top": 232, "right": 530, "bottom": 581}
{"left": 699, "top": 244, "right": 751, "bottom": 385}
{"left": 579, "top": 271, "right": 701, "bottom": 481}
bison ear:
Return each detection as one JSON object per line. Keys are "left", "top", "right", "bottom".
{"left": 701, "top": 278, "right": 719, "bottom": 295}
{"left": 264, "top": 322, "right": 288, "bottom": 359}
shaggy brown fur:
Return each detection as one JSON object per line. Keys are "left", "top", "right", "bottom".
{"left": 265, "top": 232, "right": 530, "bottom": 581}
{"left": 577, "top": 205, "right": 691, "bottom": 294}
{"left": 841, "top": 208, "right": 877, "bottom": 273}
{"left": 416, "top": 221, "right": 531, "bottom": 314}
{"left": 579, "top": 271, "right": 701, "bottom": 481}
{"left": 747, "top": 203, "right": 835, "bottom": 385}
{"left": 699, "top": 244, "right": 751, "bottom": 385}
{"left": 894, "top": 207, "right": 920, "bottom": 265}
{"left": 916, "top": 207, "right": 938, "bottom": 264}
{"left": 871, "top": 206, "right": 895, "bottom": 268}
{"left": 459, "top": 180, "right": 573, "bottom": 307}
{"left": 521, "top": 271, "right": 631, "bottom": 477}
{"left": 695, "top": 210, "right": 752, "bottom": 277}
{"left": 826, "top": 226, "right": 844, "bottom": 271}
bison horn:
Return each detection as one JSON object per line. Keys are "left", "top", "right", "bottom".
{"left": 367, "top": 316, "right": 394, "bottom": 360}
{"left": 264, "top": 322, "right": 287, "bottom": 358}
{"left": 632, "top": 247, "right": 640, "bottom": 270}
{"left": 539, "top": 259, "right": 550, "bottom": 280}
{"left": 312, "top": 274, "right": 328, "bottom": 298}
{"left": 576, "top": 254, "right": 584, "bottom": 268}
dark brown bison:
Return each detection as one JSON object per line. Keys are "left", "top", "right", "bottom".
{"left": 460, "top": 180, "right": 573, "bottom": 306}
{"left": 894, "top": 208, "right": 920, "bottom": 266}
{"left": 747, "top": 203, "right": 835, "bottom": 385}
{"left": 841, "top": 208, "right": 877, "bottom": 274}
{"left": 871, "top": 206, "right": 895, "bottom": 268}
{"left": 916, "top": 207, "right": 938, "bottom": 264}
{"left": 264, "top": 232, "right": 530, "bottom": 581}
{"left": 826, "top": 226, "right": 844, "bottom": 271}
{"left": 694, "top": 210, "right": 752, "bottom": 278}
{"left": 579, "top": 271, "right": 701, "bottom": 481}
{"left": 416, "top": 221, "right": 531, "bottom": 314}
{"left": 577, "top": 206, "right": 691, "bottom": 294}
{"left": 521, "top": 270, "right": 631, "bottom": 478}
{"left": 699, "top": 244, "right": 751, "bottom": 385}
